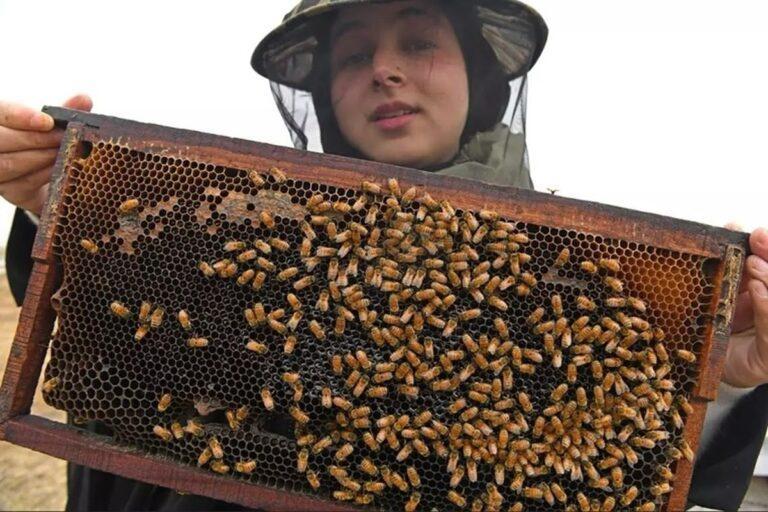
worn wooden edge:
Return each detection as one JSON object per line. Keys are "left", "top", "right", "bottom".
{"left": 43, "top": 106, "right": 749, "bottom": 258}
{"left": 32, "top": 125, "right": 82, "bottom": 263}
{"left": 695, "top": 244, "right": 746, "bottom": 400}
{"left": 0, "top": 262, "right": 59, "bottom": 427}
{"left": 3, "top": 415, "right": 364, "bottom": 512}
{"left": 665, "top": 398, "right": 708, "bottom": 511}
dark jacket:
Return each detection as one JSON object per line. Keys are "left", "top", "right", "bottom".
{"left": 5, "top": 128, "right": 767, "bottom": 511}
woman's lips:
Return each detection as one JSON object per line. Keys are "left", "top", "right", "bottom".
{"left": 373, "top": 111, "right": 418, "bottom": 130}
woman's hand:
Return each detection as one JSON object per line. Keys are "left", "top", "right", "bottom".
{"left": 722, "top": 226, "right": 768, "bottom": 387}
{"left": 0, "top": 95, "right": 92, "bottom": 217}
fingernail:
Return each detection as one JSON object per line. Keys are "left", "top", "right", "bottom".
{"left": 32, "top": 113, "right": 53, "bottom": 130}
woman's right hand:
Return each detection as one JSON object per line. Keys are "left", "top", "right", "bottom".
{"left": 0, "top": 94, "right": 92, "bottom": 217}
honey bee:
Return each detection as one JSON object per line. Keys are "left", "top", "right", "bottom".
{"left": 267, "top": 237, "right": 289, "bottom": 252}
{"left": 675, "top": 349, "right": 697, "bottom": 364}
{"left": 603, "top": 276, "right": 624, "bottom": 293}
{"left": 234, "top": 460, "right": 257, "bottom": 474}
{"left": 257, "top": 388, "right": 274, "bottom": 410}
{"left": 309, "top": 320, "right": 326, "bottom": 341}
{"left": 567, "top": 363, "right": 578, "bottom": 383}
{"left": 333, "top": 443, "right": 354, "bottom": 462}
{"left": 110, "top": 301, "right": 131, "bottom": 319}
{"left": 361, "top": 180, "right": 382, "bottom": 195}
{"left": 259, "top": 210, "right": 276, "bottom": 229}
{"left": 224, "top": 240, "right": 246, "bottom": 252}
{"left": 149, "top": 307, "right": 164, "bottom": 328}
{"left": 197, "top": 447, "right": 212, "bottom": 467}
{"left": 624, "top": 296, "right": 647, "bottom": 313}
{"left": 210, "top": 460, "right": 230, "bottom": 474}
{"left": 186, "top": 337, "right": 208, "bottom": 348}
{"left": 290, "top": 406, "right": 310, "bottom": 424}
{"left": 575, "top": 492, "right": 590, "bottom": 511}
{"left": 153, "top": 425, "right": 173, "bottom": 442}
{"left": 268, "top": 166, "right": 287, "bottom": 183}
{"left": 248, "top": 169, "right": 264, "bottom": 187}
{"left": 139, "top": 302, "right": 152, "bottom": 323}
{"left": 550, "top": 482, "right": 567, "bottom": 503}
{"left": 170, "top": 421, "right": 184, "bottom": 440}
{"left": 157, "top": 393, "right": 172, "bottom": 412}
{"left": 580, "top": 260, "right": 597, "bottom": 273}
{"left": 206, "top": 436, "right": 224, "bottom": 459}
{"left": 293, "top": 275, "right": 315, "bottom": 291}
{"left": 118, "top": 198, "right": 140, "bottom": 215}
{"left": 176, "top": 420, "right": 201, "bottom": 439}
{"left": 404, "top": 492, "right": 421, "bottom": 512}
{"left": 367, "top": 386, "right": 387, "bottom": 398}
{"left": 447, "top": 490, "right": 466, "bottom": 508}
{"left": 599, "top": 258, "right": 621, "bottom": 273}
{"left": 680, "top": 439, "right": 695, "bottom": 462}
{"left": 550, "top": 248, "right": 570, "bottom": 268}
{"left": 576, "top": 295, "right": 597, "bottom": 311}
{"left": 198, "top": 261, "right": 215, "bottom": 277}
{"left": 332, "top": 490, "right": 355, "bottom": 502}
{"left": 305, "top": 470, "right": 321, "bottom": 489}
{"left": 134, "top": 324, "right": 150, "bottom": 342}
{"left": 173, "top": 309, "right": 192, "bottom": 331}
{"left": 80, "top": 238, "right": 98, "bottom": 254}
{"left": 293, "top": 448, "right": 309, "bottom": 472}
{"left": 42, "top": 376, "right": 60, "bottom": 393}
{"left": 601, "top": 297, "right": 625, "bottom": 310}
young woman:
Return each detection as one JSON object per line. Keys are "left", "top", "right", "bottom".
{"left": 1, "top": 0, "right": 768, "bottom": 510}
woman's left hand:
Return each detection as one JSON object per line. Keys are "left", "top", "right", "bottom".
{"left": 722, "top": 226, "right": 768, "bottom": 387}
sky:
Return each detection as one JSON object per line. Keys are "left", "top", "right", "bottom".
{"left": 0, "top": 0, "right": 766, "bottom": 248}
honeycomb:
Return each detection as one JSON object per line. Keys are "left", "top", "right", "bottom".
{"left": 40, "top": 139, "right": 719, "bottom": 512}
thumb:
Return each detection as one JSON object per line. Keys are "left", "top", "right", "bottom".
{"left": 62, "top": 94, "right": 93, "bottom": 112}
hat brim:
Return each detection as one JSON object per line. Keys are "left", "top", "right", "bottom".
{"left": 252, "top": 0, "right": 548, "bottom": 91}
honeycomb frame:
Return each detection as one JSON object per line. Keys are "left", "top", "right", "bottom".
{"left": 0, "top": 107, "right": 748, "bottom": 512}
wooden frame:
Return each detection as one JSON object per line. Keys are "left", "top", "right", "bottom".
{"left": 0, "top": 107, "right": 749, "bottom": 511}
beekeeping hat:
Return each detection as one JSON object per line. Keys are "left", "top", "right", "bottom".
{"left": 252, "top": 0, "right": 548, "bottom": 91}
{"left": 251, "top": 0, "right": 547, "bottom": 182}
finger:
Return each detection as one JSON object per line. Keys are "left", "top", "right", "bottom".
{"left": 62, "top": 94, "right": 93, "bottom": 112}
{"left": 747, "top": 254, "right": 768, "bottom": 285}
{"left": 1, "top": 165, "right": 53, "bottom": 207}
{"left": 732, "top": 289, "right": 754, "bottom": 333}
{"left": 749, "top": 227, "right": 768, "bottom": 262}
{"left": 0, "top": 148, "right": 58, "bottom": 183}
{"left": 0, "top": 124, "right": 63, "bottom": 153}
{"left": 749, "top": 278, "right": 768, "bottom": 345}
{"left": 0, "top": 164, "right": 52, "bottom": 200}
{"left": 724, "top": 221, "right": 744, "bottom": 231}
{"left": 0, "top": 100, "right": 54, "bottom": 131}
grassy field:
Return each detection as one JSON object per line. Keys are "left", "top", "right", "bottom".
{"left": 0, "top": 275, "right": 67, "bottom": 511}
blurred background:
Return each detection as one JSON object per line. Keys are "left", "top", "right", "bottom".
{"left": 0, "top": 0, "right": 766, "bottom": 509}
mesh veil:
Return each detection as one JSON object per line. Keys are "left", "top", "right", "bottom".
{"left": 268, "top": 1, "right": 534, "bottom": 177}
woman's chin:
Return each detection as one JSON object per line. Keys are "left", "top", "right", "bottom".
{"left": 363, "top": 145, "right": 443, "bottom": 170}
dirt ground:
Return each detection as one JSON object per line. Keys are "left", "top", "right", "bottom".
{"left": 0, "top": 274, "right": 67, "bottom": 511}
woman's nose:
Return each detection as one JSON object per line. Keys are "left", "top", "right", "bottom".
{"left": 372, "top": 49, "right": 406, "bottom": 89}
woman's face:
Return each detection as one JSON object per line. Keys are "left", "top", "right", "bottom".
{"left": 329, "top": 0, "right": 469, "bottom": 169}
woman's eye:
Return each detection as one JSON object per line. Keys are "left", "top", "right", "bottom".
{"left": 340, "top": 52, "right": 371, "bottom": 68}
{"left": 404, "top": 39, "right": 436, "bottom": 52}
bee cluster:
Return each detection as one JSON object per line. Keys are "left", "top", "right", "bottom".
{"left": 42, "top": 141, "right": 713, "bottom": 511}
